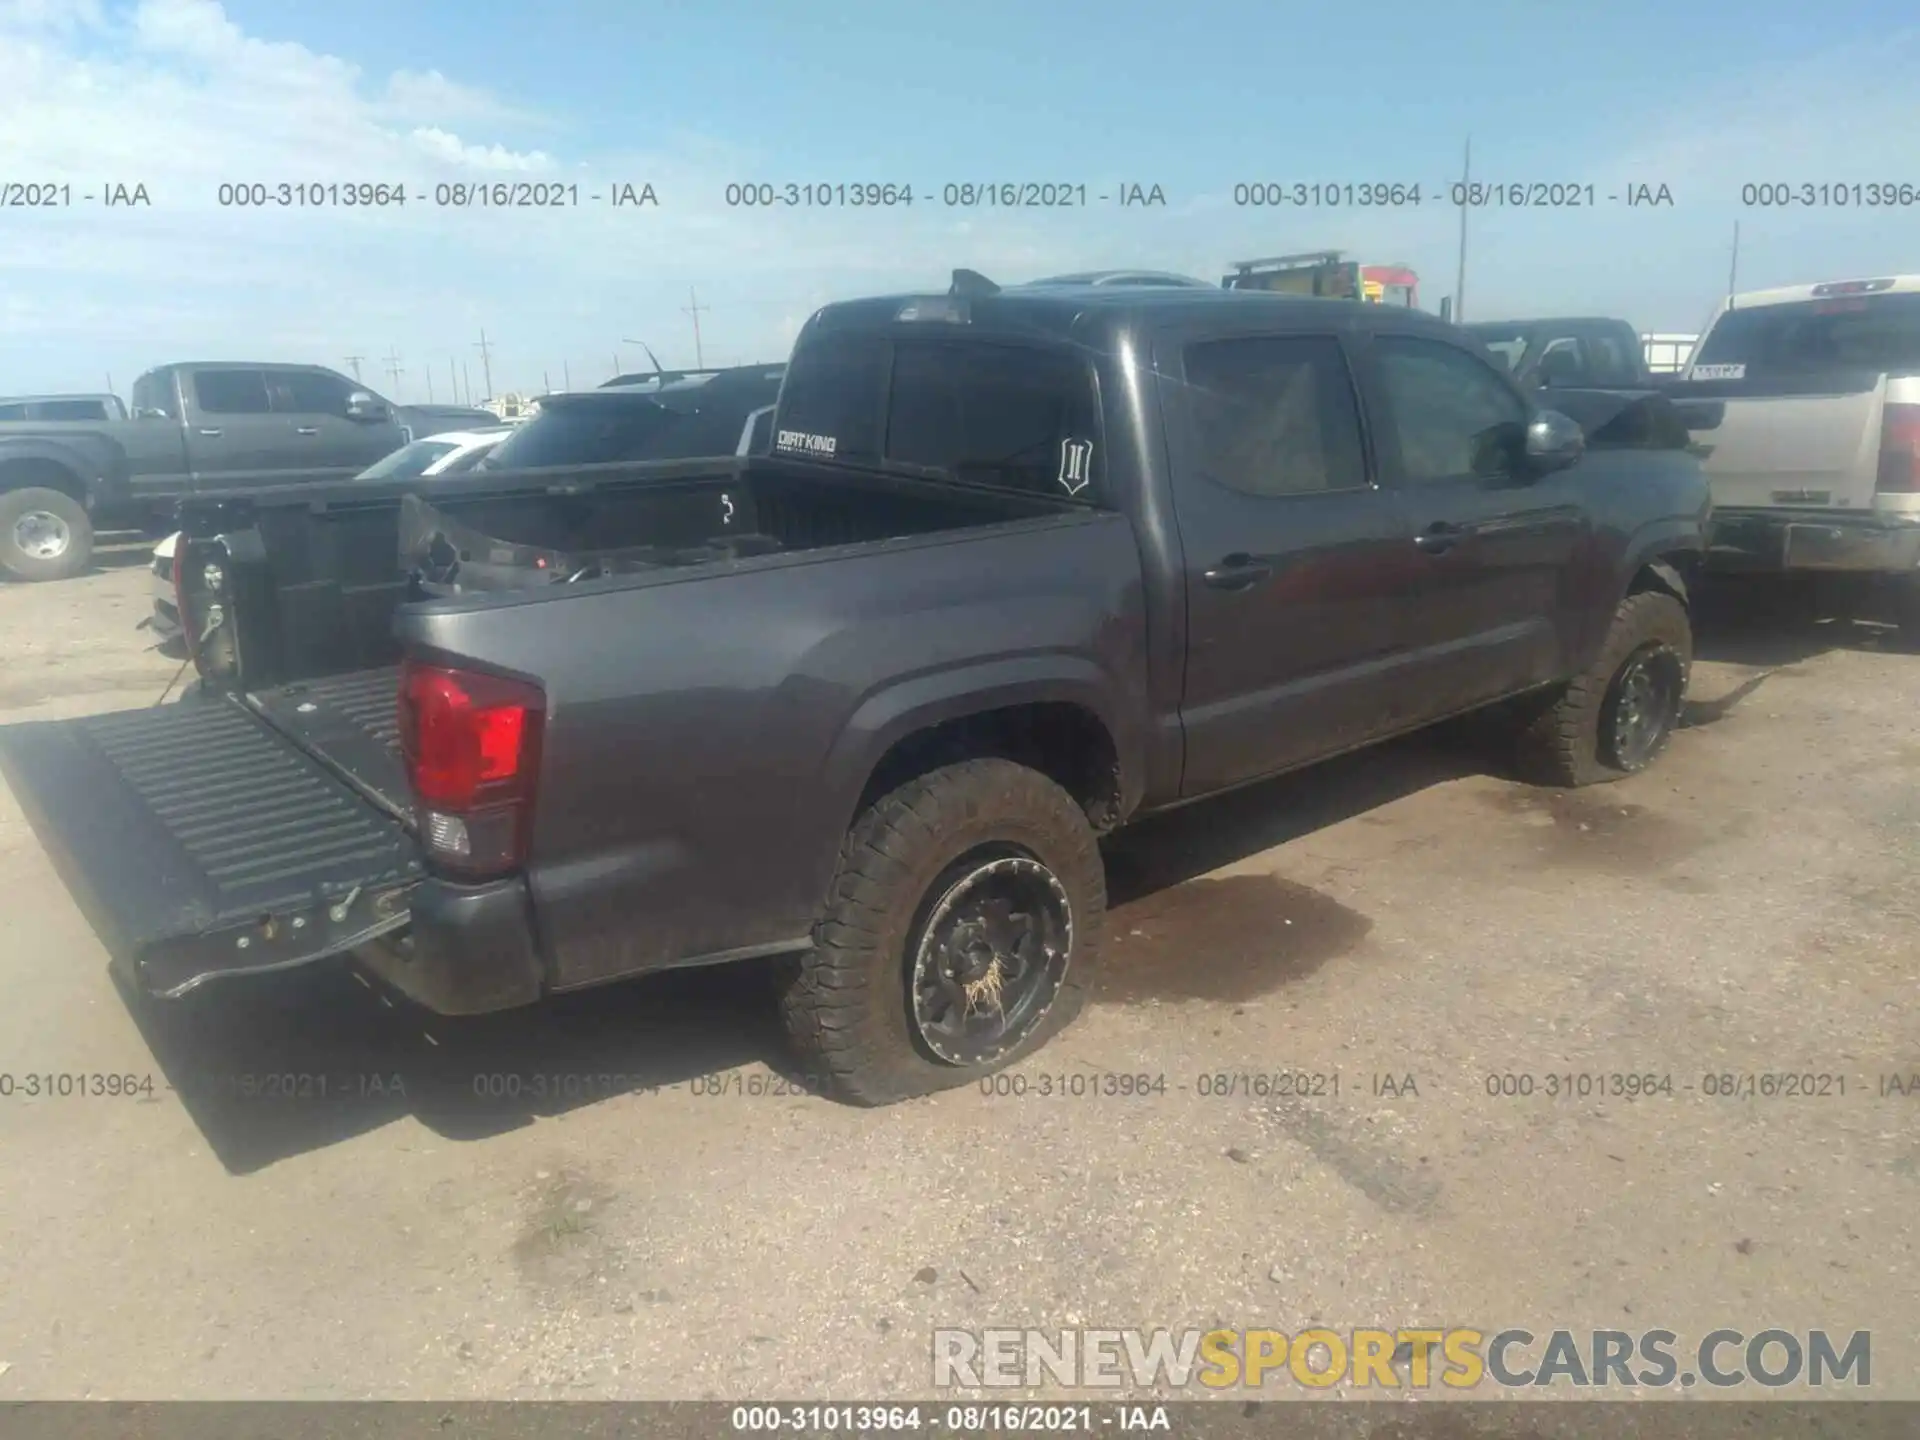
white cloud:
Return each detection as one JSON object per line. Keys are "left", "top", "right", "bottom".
{"left": 0, "top": 0, "right": 1105, "bottom": 394}
{"left": 408, "top": 128, "right": 550, "bottom": 172}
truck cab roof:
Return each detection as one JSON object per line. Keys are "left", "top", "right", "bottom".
{"left": 1720, "top": 275, "right": 1920, "bottom": 311}
{"left": 804, "top": 282, "right": 1450, "bottom": 353}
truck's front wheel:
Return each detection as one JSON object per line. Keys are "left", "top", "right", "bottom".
{"left": 779, "top": 758, "right": 1106, "bottom": 1106}
{"left": 1515, "top": 591, "right": 1692, "bottom": 787}
{"left": 0, "top": 487, "right": 94, "bottom": 582}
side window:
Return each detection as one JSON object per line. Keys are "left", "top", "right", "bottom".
{"left": 885, "top": 340, "right": 1100, "bottom": 497}
{"left": 271, "top": 370, "right": 353, "bottom": 415}
{"left": 132, "top": 372, "right": 180, "bottom": 419}
{"left": 1584, "top": 332, "right": 1642, "bottom": 386}
{"left": 193, "top": 370, "right": 271, "bottom": 416}
{"left": 773, "top": 331, "right": 887, "bottom": 464}
{"left": 41, "top": 400, "right": 108, "bottom": 420}
{"left": 437, "top": 447, "right": 492, "bottom": 474}
{"left": 0, "top": 404, "right": 25, "bottom": 421}
{"left": 1374, "top": 336, "right": 1529, "bottom": 483}
{"left": 1181, "top": 334, "right": 1369, "bottom": 497}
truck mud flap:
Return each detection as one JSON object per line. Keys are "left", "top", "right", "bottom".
{"left": 0, "top": 697, "right": 423, "bottom": 999}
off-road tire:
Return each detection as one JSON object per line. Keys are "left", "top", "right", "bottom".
{"left": 776, "top": 758, "right": 1106, "bottom": 1106}
{"left": 0, "top": 486, "right": 93, "bottom": 582}
{"left": 1515, "top": 591, "right": 1692, "bottom": 788}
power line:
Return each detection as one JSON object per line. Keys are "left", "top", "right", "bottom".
{"left": 475, "top": 329, "right": 494, "bottom": 402}
{"left": 383, "top": 348, "right": 404, "bottom": 398}
{"left": 683, "top": 287, "right": 709, "bottom": 369}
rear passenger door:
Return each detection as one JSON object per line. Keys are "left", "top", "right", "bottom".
{"left": 1357, "top": 331, "right": 1587, "bottom": 721}
{"left": 1161, "top": 329, "right": 1419, "bottom": 795}
{"left": 181, "top": 368, "right": 291, "bottom": 486}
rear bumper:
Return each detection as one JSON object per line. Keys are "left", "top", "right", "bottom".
{"left": 356, "top": 876, "right": 545, "bottom": 1015}
{"left": 1704, "top": 508, "right": 1920, "bottom": 575}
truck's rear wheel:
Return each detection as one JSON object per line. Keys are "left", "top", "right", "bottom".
{"left": 778, "top": 758, "right": 1105, "bottom": 1106}
{"left": 0, "top": 487, "right": 93, "bottom": 582}
{"left": 1515, "top": 591, "right": 1692, "bottom": 787}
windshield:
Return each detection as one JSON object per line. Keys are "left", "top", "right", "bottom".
{"left": 356, "top": 439, "right": 459, "bottom": 479}
{"left": 482, "top": 398, "right": 683, "bottom": 468}
{"left": 1693, "top": 291, "right": 1920, "bottom": 375}
{"left": 1465, "top": 328, "right": 1530, "bottom": 372}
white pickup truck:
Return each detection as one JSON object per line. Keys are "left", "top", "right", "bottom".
{"left": 1668, "top": 275, "right": 1920, "bottom": 627}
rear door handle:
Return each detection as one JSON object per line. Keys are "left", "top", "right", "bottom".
{"left": 196, "top": 428, "right": 222, "bottom": 437}
{"left": 294, "top": 426, "right": 320, "bottom": 435}
{"left": 1202, "top": 554, "right": 1274, "bottom": 591}
{"left": 1414, "top": 522, "right": 1471, "bottom": 555}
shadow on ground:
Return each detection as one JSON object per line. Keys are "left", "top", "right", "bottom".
{"left": 1692, "top": 573, "right": 1909, "bottom": 668}
{"left": 123, "top": 727, "right": 1480, "bottom": 1172}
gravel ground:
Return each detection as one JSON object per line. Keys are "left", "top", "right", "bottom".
{"left": 0, "top": 555, "right": 1915, "bottom": 1404}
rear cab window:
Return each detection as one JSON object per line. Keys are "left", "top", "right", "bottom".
{"left": 1694, "top": 291, "right": 1920, "bottom": 378}
{"left": 774, "top": 330, "right": 1103, "bottom": 501}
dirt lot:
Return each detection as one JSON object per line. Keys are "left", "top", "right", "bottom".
{"left": 0, "top": 550, "right": 1915, "bottom": 1403}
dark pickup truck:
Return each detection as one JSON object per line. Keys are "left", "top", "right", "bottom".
{"left": 0, "top": 362, "right": 494, "bottom": 581}
{"left": 0, "top": 275, "right": 1710, "bottom": 1105}
{"left": 1463, "top": 317, "right": 1654, "bottom": 392}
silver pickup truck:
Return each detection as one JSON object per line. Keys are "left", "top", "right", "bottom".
{"left": 1667, "top": 275, "right": 1920, "bottom": 627}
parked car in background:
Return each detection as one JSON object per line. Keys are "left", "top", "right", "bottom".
{"left": 0, "top": 394, "right": 129, "bottom": 422}
{"left": 0, "top": 362, "right": 494, "bottom": 581}
{"left": 1464, "top": 317, "right": 1653, "bottom": 391}
{"left": 145, "top": 427, "right": 515, "bottom": 644}
{"left": 478, "top": 365, "right": 786, "bottom": 471}
{"left": 1664, "top": 275, "right": 1920, "bottom": 627}
{"left": 0, "top": 273, "right": 1707, "bottom": 1108}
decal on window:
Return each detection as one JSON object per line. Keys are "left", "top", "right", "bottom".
{"left": 776, "top": 428, "right": 838, "bottom": 457}
{"left": 1691, "top": 363, "right": 1746, "bottom": 380}
{"left": 1058, "top": 438, "right": 1093, "bottom": 495}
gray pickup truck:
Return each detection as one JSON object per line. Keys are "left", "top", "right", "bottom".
{"left": 0, "top": 362, "right": 494, "bottom": 581}
{"left": 0, "top": 275, "right": 1709, "bottom": 1105}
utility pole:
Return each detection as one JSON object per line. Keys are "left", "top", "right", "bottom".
{"left": 105, "top": 372, "right": 114, "bottom": 397}
{"left": 463, "top": 360, "right": 473, "bottom": 407}
{"left": 612, "top": 353, "right": 621, "bottom": 378}
{"left": 1727, "top": 220, "right": 1741, "bottom": 308}
{"left": 344, "top": 354, "right": 364, "bottom": 383}
{"left": 1453, "top": 136, "right": 1471, "bottom": 324}
{"left": 425, "top": 366, "right": 434, "bottom": 402}
{"left": 543, "top": 370, "right": 551, "bottom": 393}
{"left": 383, "top": 348, "right": 404, "bottom": 399}
{"left": 563, "top": 360, "right": 571, "bottom": 391}
{"left": 683, "top": 287, "right": 708, "bottom": 368}
{"left": 448, "top": 358, "right": 458, "bottom": 405}
{"left": 474, "top": 329, "right": 494, "bottom": 403}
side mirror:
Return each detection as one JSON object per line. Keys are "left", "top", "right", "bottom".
{"left": 1525, "top": 409, "right": 1586, "bottom": 474}
{"left": 346, "top": 391, "right": 391, "bottom": 422}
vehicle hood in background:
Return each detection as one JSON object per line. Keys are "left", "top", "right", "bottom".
{"left": 1539, "top": 387, "right": 1694, "bottom": 451}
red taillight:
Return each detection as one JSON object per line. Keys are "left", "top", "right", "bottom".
{"left": 1877, "top": 404, "right": 1920, "bottom": 494}
{"left": 398, "top": 658, "right": 545, "bottom": 878}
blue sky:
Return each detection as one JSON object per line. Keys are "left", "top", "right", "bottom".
{"left": 3, "top": 0, "right": 1916, "bottom": 399}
